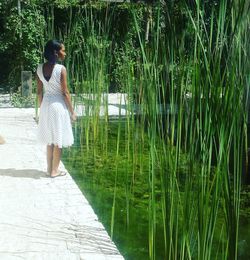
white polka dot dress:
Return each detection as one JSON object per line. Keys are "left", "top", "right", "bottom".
{"left": 36, "top": 63, "right": 74, "bottom": 148}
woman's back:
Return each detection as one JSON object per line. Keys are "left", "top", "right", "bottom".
{"left": 36, "top": 63, "right": 64, "bottom": 96}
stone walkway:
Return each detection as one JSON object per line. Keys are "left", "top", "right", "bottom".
{"left": 0, "top": 107, "right": 124, "bottom": 260}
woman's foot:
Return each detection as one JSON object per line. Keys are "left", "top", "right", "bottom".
{"left": 46, "top": 168, "right": 51, "bottom": 176}
{"left": 50, "top": 170, "right": 67, "bottom": 178}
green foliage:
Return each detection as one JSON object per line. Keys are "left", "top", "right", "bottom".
{"left": 30, "top": 0, "right": 80, "bottom": 8}
{"left": 0, "top": 1, "right": 45, "bottom": 89}
{"left": 10, "top": 92, "right": 35, "bottom": 108}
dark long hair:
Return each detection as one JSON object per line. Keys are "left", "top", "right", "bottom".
{"left": 44, "top": 39, "right": 63, "bottom": 64}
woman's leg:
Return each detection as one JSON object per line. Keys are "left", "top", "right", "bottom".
{"left": 47, "top": 144, "right": 54, "bottom": 174}
{"left": 51, "top": 145, "right": 62, "bottom": 177}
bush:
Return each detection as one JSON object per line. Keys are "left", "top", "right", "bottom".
{"left": 10, "top": 92, "right": 35, "bottom": 108}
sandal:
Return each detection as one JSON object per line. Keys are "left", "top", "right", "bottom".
{"left": 50, "top": 171, "right": 67, "bottom": 178}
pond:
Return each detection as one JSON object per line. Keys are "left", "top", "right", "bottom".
{"left": 62, "top": 119, "right": 250, "bottom": 260}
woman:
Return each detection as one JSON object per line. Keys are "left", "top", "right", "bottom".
{"left": 36, "top": 39, "right": 77, "bottom": 178}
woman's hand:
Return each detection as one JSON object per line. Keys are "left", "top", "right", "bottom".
{"left": 36, "top": 73, "right": 43, "bottom": 107}
{"left": 71, "top": 112, "right": 77, "bottom": 122}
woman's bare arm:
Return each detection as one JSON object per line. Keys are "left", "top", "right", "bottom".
{"left": 61, "top": 67, "right": 77, "bottom": 121}
{"left": 36, "top": 73, "right": 43, "bottom": 107}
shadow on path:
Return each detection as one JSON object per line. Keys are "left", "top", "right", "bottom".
{"left": 0, "top": 169, "right": 48, "bottom": 179}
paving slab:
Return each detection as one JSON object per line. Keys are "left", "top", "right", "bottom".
{"left": 0, "top": 108, "right": 124, "bottom": 260}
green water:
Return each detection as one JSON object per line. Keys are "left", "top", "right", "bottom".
{"left": 62, "top": 119, "right": 250, "bottom": 260}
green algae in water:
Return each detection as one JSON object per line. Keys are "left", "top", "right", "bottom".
{"left": 62, "top": 119, "right": 250, "bottom": 259}
{"left": 63, "top": 119, "right": 165, "bottom": 259}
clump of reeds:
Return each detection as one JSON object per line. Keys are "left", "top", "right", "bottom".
{"left": 44, "top": 1, "right": 250, "bottom": 259}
